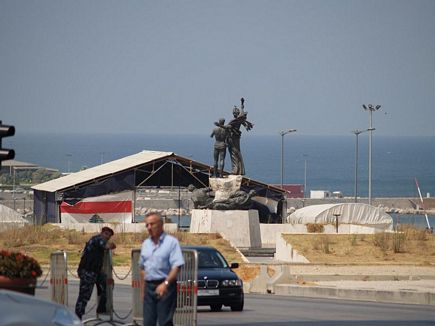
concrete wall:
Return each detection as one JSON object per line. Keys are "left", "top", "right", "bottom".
{"left": 260, "top": 223, "right": 390, "bottom": 246}
{"left": 0, "top": 222, "right": 29, "bottom": 231}
{"left": 190, "top": 209, "right": 261, "bottom": 248}
{"left": 260, "top": 224, "right": 306, "bottom": 245}
{"left": 51, "top": 222, "right": 178, "bottom": 233}
{"left": 274, "top": 233, "right": 310, "bottom": 263}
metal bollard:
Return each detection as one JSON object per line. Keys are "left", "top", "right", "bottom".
{"left": 100, "top": 249, "right": 115, "bottom": 318}
{"left": 131, "top": 249, "right": 143, "bottom": 321}
{"left": 174, "top": 249, "right": 198, "bottom": 326}
{"left": 50, "top": 251, "right": 68, "bottom": 305}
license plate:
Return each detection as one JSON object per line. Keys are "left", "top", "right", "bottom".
{"left": 198, "top": 289, "right": 219, "bottom": 296}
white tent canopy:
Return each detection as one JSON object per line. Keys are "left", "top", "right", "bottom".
{"left": 288, "top": 203, "right": 393, "bottom": 226}
{"left": 0, "top": 204, "right": 27, "bottom": 223}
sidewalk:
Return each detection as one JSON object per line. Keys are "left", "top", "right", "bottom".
{"left": 245, "top": 261, "right": 435, "bottom": 306}
{"left": 273, "top": 279, "right": 435, "bottom": 306}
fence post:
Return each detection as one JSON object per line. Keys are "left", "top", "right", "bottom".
{"left": 50, "top": 251, "right": 68, "bottom": 305}
{"left": 101, "top": 249, "right": 115, "bottom": 318}
{"left": 131, "top": 249, "right": 143, "bottom": 323}
{"left": 174, "top": 249, "right": 198, "bottom": 326}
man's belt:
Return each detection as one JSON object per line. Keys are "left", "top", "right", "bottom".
{"left": 146, "top": 279, "right": 165, "bottom": 285}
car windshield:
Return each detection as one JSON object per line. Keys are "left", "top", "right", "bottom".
{"left": 197, "top": 249, "right": 228, "bottom": 268}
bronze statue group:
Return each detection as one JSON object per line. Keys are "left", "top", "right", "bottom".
{"left": 185, "top": 98, "right": 258, "bottom": 211}
{"left": 211, "top": 97, "right": 253, "bottom": 177}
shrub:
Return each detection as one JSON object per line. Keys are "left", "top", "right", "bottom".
{"left": 349, "top": 234, "right": 358, "bottom": 246}
{"left": 398, "top": 224, "right": 428, "bottom": 241}
{"left": 393, "top": 231, "right": 406, "bottom": 253}
{"left": 0, "top": 250, "right": 43, "bottom": 279}
{"left": 373, "top": 232, "right": 390, "bottom": 252}
{"left": 306, "top": 223, "right": 324, "bottom": 233}
{"left": 313, "top": 235, "right": 331, "bottom": 254}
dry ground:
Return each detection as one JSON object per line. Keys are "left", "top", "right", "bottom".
{"left": 0, "top": 225, "right": 243, "bottom": 265}
{"left": 1, "top": 224, "right": 434, "bottom": 283}
{"left": 282, "top": 226, "right": 435, "bottom": 265}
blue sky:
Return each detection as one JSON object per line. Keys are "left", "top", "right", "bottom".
{"left": 1, "top": 0, "right": 434, "bottom": 136}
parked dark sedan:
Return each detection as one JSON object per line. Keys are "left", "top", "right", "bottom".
{"left": 183, "top": 245, "right": 244, "bottom": 312}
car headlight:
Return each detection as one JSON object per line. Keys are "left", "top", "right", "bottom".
{"left": 52, "top": 307, "right": 83, "bottom": 326}
{"left": 221, "top": 279, "right": 242, "bottom": 287}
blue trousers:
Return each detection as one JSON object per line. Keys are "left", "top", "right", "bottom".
{"left": 143, "top": 281, "right": 177, "bottom": 326}
{"left": 75, "top": 270, "right": 107, "bottom": 319}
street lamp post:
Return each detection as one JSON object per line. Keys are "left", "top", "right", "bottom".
{"left": 333, "top": 212, "right": 341, "bottom": 233}
{"left": 12, "top": 167, "right": 16, "bottom": 210}
{"left": 303, "top": 154, "right": 308, "bottom": 198}
{"left": 66, "top": 153, "right": 72, "bottom": 173}
{"left": 351, "top": 129, "right": 369, "bottom": 203}
{"left": 362, "top": 104, "right": 381, "bottom": 205}
{"left": 280, "top": 129, "right": 297, "bottom": 189}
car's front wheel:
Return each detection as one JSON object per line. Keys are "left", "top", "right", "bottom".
{"left": 210, "top": 304, "right": 222, "bottom": 312}
{"left": 230, "top": 293, "right": 244, "bottom": 311}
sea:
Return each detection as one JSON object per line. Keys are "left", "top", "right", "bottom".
{"left": 4, "top": 132, "right": 435, "bottom": 228}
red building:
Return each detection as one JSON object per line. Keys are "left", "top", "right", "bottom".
{"left": 271, "top": 184, "right": 304, "bottom": 198}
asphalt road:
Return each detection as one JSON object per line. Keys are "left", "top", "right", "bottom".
{"left": 34, "top": 281, "right": 435, "bottom": 326}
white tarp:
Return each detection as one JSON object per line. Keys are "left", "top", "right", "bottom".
{"left": 0, "top": 204, "right": 28, "bottom": 223}
{"left": 287, "top": 203, "right": 393, "bottom": 226}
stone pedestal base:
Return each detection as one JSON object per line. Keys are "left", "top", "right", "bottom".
{"left": 190, "top": 209, "right": 261, "bottom": 248}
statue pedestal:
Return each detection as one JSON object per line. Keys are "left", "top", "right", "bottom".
{"left": 190, "top": 209, "right": 261, "bottom": 249}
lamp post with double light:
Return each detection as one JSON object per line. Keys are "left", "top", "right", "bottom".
{"left": 280, "top": 129, "right": 297, "bottom": 190}
{"left": 362, "top": 104, "right": 381, "bottom": 205}
{"left": 351, "top": 129, "right": 370, "bottom": 203}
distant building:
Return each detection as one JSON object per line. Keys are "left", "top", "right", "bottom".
{"left": 310, "top": 190, "right": 332, "bottom": 199}
{"left": 271, "top": 184, "right": 304, "bottom": 198}
{"left": 1, "top": 160, "right": 58, "bottom": 175}
{"left": 1, "top": 160, "right": 39, "bottom": 175}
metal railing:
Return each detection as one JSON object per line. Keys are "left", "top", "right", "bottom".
{"left": 49, "top": 248, "right": 198, "bottom": 325}
{"left": 129, "top": 248, "right": 198, "bottom": 326}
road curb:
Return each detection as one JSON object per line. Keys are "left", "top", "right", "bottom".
{"left": 273, "top": 284, "right": 435, "bottom": 306}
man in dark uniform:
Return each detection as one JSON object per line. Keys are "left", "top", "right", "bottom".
{"left": 210, "top": 118, "right": 228, "bottom": 177}
{"left": 75, "top": 226, "right": 116, "bottom": 320}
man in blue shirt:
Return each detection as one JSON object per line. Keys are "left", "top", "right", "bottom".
{"left": 139, "top": 212, "right": 184, "bottom": 326}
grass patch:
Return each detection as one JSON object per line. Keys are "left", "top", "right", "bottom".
{"left": 282, "top": 225, "right": 435, "bottom": 265}
{"left": 0, "top": 225, "right": 245, "bottom": 267}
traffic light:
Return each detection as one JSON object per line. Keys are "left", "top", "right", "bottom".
{"left": 0, "top": 121, "right": 15, "bottom": 169}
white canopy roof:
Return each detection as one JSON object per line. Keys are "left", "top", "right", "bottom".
{"left": 288, "top": 203, "right": 393, "bottom": 226}
{"left": 32, "top": 150, "right": 173, "bottom": 192}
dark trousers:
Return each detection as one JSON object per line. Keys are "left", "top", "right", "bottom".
{"left": 143, "top": 281, "right": 177, "bottom": 326}
{"left": 75, "top": 270, "right": 107, "bottom": 319}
